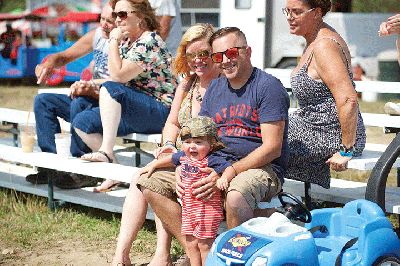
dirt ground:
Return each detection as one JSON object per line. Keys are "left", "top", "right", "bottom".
{"left": 0, "top": 239, "right": 153, "bottom": 266}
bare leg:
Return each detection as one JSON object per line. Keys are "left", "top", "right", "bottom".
{"left": 112, "top": 175, "right": 147, "bottom": 266}
{"left": 198, "top": 238, "right": 214, "bottom": 266}
{"left": 185, "top": 235, "right": 201, "bottom": 266}
{"left": 98, "top": 87, "right": 121, "bottom": 155}
{"left": 112, "top": 175, "right": 174, "bottom": 266}
{"left": 148, "top": 216, "right": 173, "bottom": 266}
{"left": 225, "top": 190, "right": 253, "bottom": 228}
{"left": 254, "top": 208, "right": 277, "bottom": 217}
{"left": 75, "top": 87, "right": 121, "bottom": 157}
{"left": 142, "top": 188, "right": 187, "bottom": 248}
{"left": 76, "top": 88, "right": 121, "bottom": 190}
{"left": 74, "top": 128, "right": 103, "bottom": 152}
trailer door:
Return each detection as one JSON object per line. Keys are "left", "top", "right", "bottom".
{"left": 220, "top": 0, "right": 267, "bottom": 68}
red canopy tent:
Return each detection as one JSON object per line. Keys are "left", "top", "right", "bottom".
{"left": 56, "top": 11, "right": 100, "bottom": 23}
{"left": 0, "top": 12, "right": 43, "bottom": 21}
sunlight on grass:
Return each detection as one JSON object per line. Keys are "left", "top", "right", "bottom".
{"left": 0, "top": 188, "right": 183, "bottom": 259}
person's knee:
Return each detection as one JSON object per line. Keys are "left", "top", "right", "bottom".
{"left": 186, "top": 235, "right": 198, "bottom": 250}
{"left": 198, "top": 239, "right": 212, "bottom": 252}
{"left": 70, "top": 97, "right": 90, "bottom": 117}
{"left": 225, "top": 190, "right": 248, "bottom": 211}
{"left": 141, "top": 187, "right": 153, "bottom": 201}
{"left": 33, "top": 94, "right": 47, "bottom": 113}
{"left": 71, "top": 112, "right": 84, "bottom": 132}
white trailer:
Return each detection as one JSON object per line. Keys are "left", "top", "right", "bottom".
{"left": 220, "top": 0, "right": 397, "bottom": 78}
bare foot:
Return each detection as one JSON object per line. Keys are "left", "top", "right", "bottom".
{"left": 93, "top": 179, "right": 121, "bottom": 193}
{"left": 148, "top": 255, "right": 173, "bottom": 266}
{"left": 111, "top": 255, "right": 132, "bottom": 266}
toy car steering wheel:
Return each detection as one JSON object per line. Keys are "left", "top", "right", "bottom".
{"left": 278, "top": 192, "right": 312, "bottom": 223}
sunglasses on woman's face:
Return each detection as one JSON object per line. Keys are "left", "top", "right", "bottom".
{"left": 185, "top": 50, "right": 210, "bottom": 61}
{"left": 210, "top": 46, "right": 247, "bottom": 63}
{"left": 112, "top": 10, "right": 135, "bottom": 20}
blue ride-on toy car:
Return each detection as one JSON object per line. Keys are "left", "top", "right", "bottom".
{"left": 206, "top": 192, "right": 400, "bottom": 266}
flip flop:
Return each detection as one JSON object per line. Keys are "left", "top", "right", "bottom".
{"left": 81, "top": 150, "right": 113, "bottom": 163}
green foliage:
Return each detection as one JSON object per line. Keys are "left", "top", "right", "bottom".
{"left": 0, "top": 0, "right": 25, "bottom": 13}
{"left": 352, "top": 0, "right": 400, "bottom": 13}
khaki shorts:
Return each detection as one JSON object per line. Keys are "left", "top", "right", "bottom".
{"left": 136, "top": 167, "right": 178, "bottom": 201}
{"left": 227, "top": 164, "right": 282, "bottom": 210}
{"left": 137, "top": 164, "right": 282, "bottom": 211}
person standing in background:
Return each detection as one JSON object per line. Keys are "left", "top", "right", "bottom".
{"left": 379, "top": 13, "right": 400, "bottom": 64}
{"left": 379, "top": 13, "right": 400, "bottom": 115}
{"left": 149, "top": 0, "right": 182, "bottom": 56}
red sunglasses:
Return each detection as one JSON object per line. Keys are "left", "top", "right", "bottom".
{"left": 211, "top": 46, "right": 247, "bottom": 63}
{"left": 112, "top": 10, "right": 135, "bottom": 20}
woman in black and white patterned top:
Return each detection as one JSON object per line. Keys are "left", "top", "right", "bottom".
{"left": 283, "top": 0, "right": 366, "bottom": 188}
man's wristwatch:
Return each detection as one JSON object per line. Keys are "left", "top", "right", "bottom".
{"left": 163, "top": 140, "right": 176, "bottom": 149}
{"left": 339, "top": 144, "right": 354, "bottom": 158}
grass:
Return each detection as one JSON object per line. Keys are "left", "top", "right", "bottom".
{"left": 0, "top": 188, "right": 183, "bottom": 262}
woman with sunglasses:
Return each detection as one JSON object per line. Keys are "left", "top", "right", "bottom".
{"left": 72, "top": 0, "right": 176, "bottom": 191}
{"left": 112, "top": 23, "right": 220, "bottom": 266}
{"left": 283, "top": 0, "right": 365, "bottom": 188}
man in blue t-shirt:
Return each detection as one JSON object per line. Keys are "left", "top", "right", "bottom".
{"left": 198, "top": 27, "right": 289, "bottom": 228}
{"left": 142, "top": 26, "right": 289, "bottom": 244}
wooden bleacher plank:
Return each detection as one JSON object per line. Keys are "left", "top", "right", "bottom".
{"left": 348, "top": 143, "right": 400, "bottom": 170}
{"left": 0, "top": 162, "right": 155, "bottom": 219}
{"left": 1, "top": 142, "right": 396, "bottom": 177}
{"left": 0, "top": 143, "right": 398, "bottom": 214}
{"left": 282, "top": 178, "right": 400, "bottom": 214}
{"left": 361, "top": 113, "right": 400, "bottom": 128}
{"left": 37, "top": 88, "right": 70, "bottom": 95}
{"left": 0, "top": 144, "right": 138, "bottom": 183}
{"left": 0, "top": 108, "right": 35, "bottom": 124}
{"left": 122, "top": 133, "right": 161, "bottom": 143}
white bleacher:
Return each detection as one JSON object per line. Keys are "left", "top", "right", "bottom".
{"left": 0, "top": 77, "right": 399, "bottom": 215}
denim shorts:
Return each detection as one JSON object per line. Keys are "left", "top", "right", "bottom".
{"left": 73, "top": 81, "right": 170, "bottom": 136}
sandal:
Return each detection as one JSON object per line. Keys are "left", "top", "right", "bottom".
{"left": 93, "top": 179, "right": 121, "bottom": 193}
{"left": 81, "top": 150, "right": 113, "bottom": 163}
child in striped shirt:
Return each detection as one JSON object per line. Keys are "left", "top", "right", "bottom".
{"left": 139, "top": 116, "right": 231, "bottom": 265}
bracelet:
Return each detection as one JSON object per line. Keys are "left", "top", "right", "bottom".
{"left": 163, "top": 140, "right": 176, "bottom": 148}
{"left": 231, "top": 164, "right": 238, "bottom": 176}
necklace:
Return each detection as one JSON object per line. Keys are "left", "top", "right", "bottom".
{"left": 195, "top": 81, "right": 203, "bottom": 103}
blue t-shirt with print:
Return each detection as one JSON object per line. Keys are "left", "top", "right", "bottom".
{"left": 199, "top": 67, "right": 290, "bottom": 182}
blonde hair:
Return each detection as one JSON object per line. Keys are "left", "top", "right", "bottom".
{"left": 109, "top": 0, "right": 160, "bottom": 31}
{"left": 173, "top": 23, "right": 214, "bottom": 77}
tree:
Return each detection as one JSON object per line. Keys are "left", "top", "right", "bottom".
{"left": 352, "top": 0, "right": 399, "bottom": 13}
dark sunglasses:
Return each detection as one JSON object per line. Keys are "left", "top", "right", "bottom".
{"left": 185, "top": 50, "right": 210, "bottom": 61}
{"left": 112, "top": 10, "right": 135, "bottom": 20}
{"left": 210, "top": 46, "right": 247, "bottom": 63}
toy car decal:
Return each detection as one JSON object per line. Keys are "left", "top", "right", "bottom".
{"left": 216, "top": 230, "right": 271, "bottom": 262}
{"left": 228, "top": 235, "right": 251, "bottom": 249}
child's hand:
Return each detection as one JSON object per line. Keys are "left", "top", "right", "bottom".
{"left": 216, "top": 176, "right": 228, "bottom": 191}
{"left": 175, "top": 166, "right": 185, "bottom": 198}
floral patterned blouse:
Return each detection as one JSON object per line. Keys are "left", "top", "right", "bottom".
{"left": 119, "top": 31, "right": 177, "bottom": 106}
